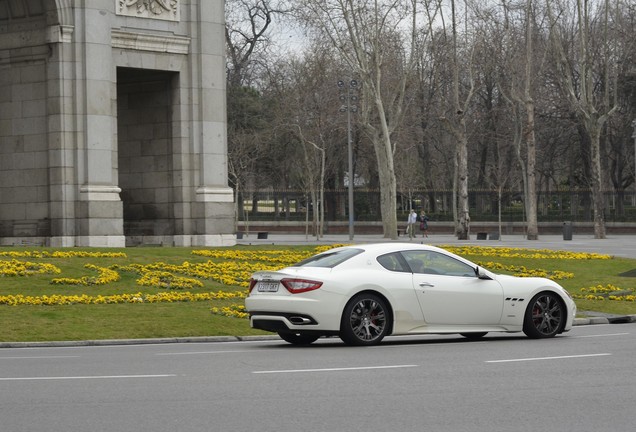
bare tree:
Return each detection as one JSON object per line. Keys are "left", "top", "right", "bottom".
{"left": 293, "top": 0, "right": 431, "bottom": 239}
{"left": 519, "top": 0, "right": 540, "bottom": 240}
{"left": 226, "top": 0, "right": 289, "bottom": 87}
{"left": 439, "top": 0, "right": 475, "bottom": 239}
{"left": 546, "top": 0, "right": 619, "bottom": 238}
{"left": 226, "top": 0, "right": 291, "bottom": 230}
{"left": 486, "top": 0, "right": 543, "bottom": 239}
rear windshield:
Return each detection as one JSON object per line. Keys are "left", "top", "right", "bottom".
{"left": 294, "top": 248, "right": 363, "bottom": 268}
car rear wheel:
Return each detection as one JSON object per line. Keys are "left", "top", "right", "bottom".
{"left": 278, "top": 332, "right": 320, "bottom": 345}
{"left": 460, "top": 332, "right": 487, "bottom": 340}
{"left": 523, "top": 292, "right": 564, "bottom": 339}
{"left": 340, "top": 293, "right": 390, "bottom": 346}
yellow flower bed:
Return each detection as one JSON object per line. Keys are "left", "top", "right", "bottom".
{"left": 0, "top": 259, "right": 61, "bottom": 277}
{"left": 50, "top": 264, "right": 120, "bottom": 286}
{"left": 0, "top": 251, "right": 127, "bottom": 259}
{"left": 0, "top": 290, "right": 246, "bottom": 306}
{"left": 191, "top": 244, "right": 346, "bottom": 266}
{"left": 136, "top": 271, "right": 204, "bottom": 289}
{"left": 211, "top": 304, "right": 248, "bottom": 319}
{"left": 443, "top": 246, "right": 611, "bottom": 260}
{"left": 477, "top": 261, "right": 574, "bottom": 280}
{"left": 572, "top": 284, "right": 636, "bottom": 302}
{"left": 1, "top": 244, "right": 631, "bottom": 316}
{"left": 113, "top": 260, "right": 282, "bottom": 289}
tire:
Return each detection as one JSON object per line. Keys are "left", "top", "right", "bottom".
{"left": 340, "top": 293, "right": 390, "bottom": 346}
{"left": 460, "top": 332, "right": 487, "bottom": 340}
{"left": 523, "top": 292, "right": 565, "bottom": 339}
{"left": 278, "top": 332, "right": 320, "bottom": 345}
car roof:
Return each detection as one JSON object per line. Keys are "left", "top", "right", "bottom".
{"left": 335, "top": 243, "right": 448, "bottom": 255}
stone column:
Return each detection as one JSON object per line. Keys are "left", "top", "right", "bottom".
{"left": 189, "top": 2, "right": 235, "bottom": 246}
{"left": 75, "top": 5, "right": 124, "bottom": 247}
{"left": 47, "top": 22, "right": 78, "bottom": 248}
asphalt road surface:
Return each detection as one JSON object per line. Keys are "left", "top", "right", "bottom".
{"left": 2, "top": 323, "right": 635, "bottom": 432}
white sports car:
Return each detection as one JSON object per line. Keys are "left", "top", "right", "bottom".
{"left": 245, "top": 243, "right": 576, "bottom": 346}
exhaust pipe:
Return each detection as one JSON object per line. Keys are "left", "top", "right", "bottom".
{"left": 289, "top": 316, "right": 312, "bottom": 325}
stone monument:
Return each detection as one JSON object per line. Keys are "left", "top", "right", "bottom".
{"left": 0, "top": 0, "right": 235, "bottom": 247}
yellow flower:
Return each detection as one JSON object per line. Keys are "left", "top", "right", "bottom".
{"left": 0, "top": 259, "right": 61, "bottom": 277}
{"left": 50, "top": 264, "right": 120, "bottom": 286}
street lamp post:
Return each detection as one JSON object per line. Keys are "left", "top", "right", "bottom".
{"left": 338, "top": 79, "right": 359, "bottom": 241}
{"left": 632, "top": 119, "right": 636, "bottom": 195}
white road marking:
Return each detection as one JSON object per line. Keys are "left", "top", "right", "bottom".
{"left": 572, "top": 333, "right": 629, "bottom": 338}
{"left": 0, "top": 374, "right": 177, "bottom": 381}
{"left": 156, "top": 350, "right": 252, "bottom": 356}
{"left": 253, "top": 364, "right": 418, "bottom": 374}
{"left": 0, "top": 356, "right": 80, "bottom": 360}
{"left": 486, "top": 353, "right": 612, "bottom": 363}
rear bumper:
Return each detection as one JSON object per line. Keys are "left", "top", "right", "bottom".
{"left": 249, "top": 312, "right": 340, "bottom": 336}
{"left": 245, "top": 292, "right": 344, "bottom": 332}
{"left": 250, "top": 311, "right": 318, "bottom": 331}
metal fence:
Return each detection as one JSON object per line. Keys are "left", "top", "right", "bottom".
{"left": 237, "top": 189, "right": 636, "bottom": 223}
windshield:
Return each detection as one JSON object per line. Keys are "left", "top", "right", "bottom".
{"left": 294, "top": 248, "right": 363, "bottom": 268}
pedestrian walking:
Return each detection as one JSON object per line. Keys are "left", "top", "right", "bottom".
{"left": 419, "top": 210, "right": 429, "bottom": 238}
{"left": 407, "top": 209, "right": 417, "bottom": 240}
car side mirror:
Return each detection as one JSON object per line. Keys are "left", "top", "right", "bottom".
{"left": 475, "top": 266, "right": 492, "bottom": 280}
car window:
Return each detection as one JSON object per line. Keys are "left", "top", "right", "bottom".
{"left": 294, "top": 248, "right": 364, "bottom": 268}
{"left": 377, "top": 252, "right": 410, "bottom": 272}
{"left": 401, "top": 250, "right": 476, "bottom": 277}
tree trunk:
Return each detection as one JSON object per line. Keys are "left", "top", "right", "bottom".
{"left": 449, "top": 0, "right": 471, "bottom": 240}
{"left": 373, "top": 134, "right": 398, "bottom": 239}
{"left": 525, "top": 98, "right": 539, "bottom": 240}
{"left": 587, "top": 120, "right": 607, "bottom": 238}
{"left": 524, "top": 0, "right": 539, "bottom": 240}
{"left": 457, "top": 128, "right": 470, "bottom": 240}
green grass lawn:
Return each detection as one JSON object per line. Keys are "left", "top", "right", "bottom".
{"left": 1, "top": 244, "right": 635, "bottom": 342}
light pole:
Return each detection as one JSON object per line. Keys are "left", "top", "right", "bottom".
{"left": 632, "top": 119, "right": 636, "bottom": 196}
{"left": 338, "top": 79, "right": 359, "bottom": 241}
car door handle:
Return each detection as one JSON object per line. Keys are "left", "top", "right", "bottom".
{"left": 419, "top": 282, "right": 434, "bottom": 288}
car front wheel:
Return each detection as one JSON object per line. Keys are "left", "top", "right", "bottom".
{"left": 523, "top": 292, "right": 564, "bottom": 338}
{"left": 340, "top": 293, "right": 390, "bottom": 346}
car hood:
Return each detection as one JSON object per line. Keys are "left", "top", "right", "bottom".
{"left": 492, "top": 273, "right": 566, "bottom": 294}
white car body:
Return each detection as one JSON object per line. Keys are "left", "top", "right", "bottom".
{"left": 245, "top": 243, "right": 576, "bottom": 345}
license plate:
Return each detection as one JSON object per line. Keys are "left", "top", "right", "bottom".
{"left": 257, "top": 281, "right": 279, "bottom": 292}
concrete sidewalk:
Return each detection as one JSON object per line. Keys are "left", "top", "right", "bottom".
{"left": 237, "top": 232, "right": 636, "bottom": 259}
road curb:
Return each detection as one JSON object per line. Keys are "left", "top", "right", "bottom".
{"left": 2, "top": 317, "right": 636, "bottom": 348}
{"left": 0, "top": 336, "right": 242, "bottom": 349}
{"left": 573, "top": 314, "right": 636, "bottom": 326}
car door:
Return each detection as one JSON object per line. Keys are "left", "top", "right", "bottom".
{"left": 402, "top": 250, "right": 504, "bottom": 326}
{"left": 375, "top": 252, "right": 427, "bottom": 333}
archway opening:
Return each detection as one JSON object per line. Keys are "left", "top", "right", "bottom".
{"left": 116, "top": 67, "right": 178, "bottom": 245}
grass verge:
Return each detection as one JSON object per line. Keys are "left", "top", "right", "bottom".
{"left": 1, "top": 244, "right": 635, "bottom": 342}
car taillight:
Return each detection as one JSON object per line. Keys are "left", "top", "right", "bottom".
{"left": 280, "top": 278, "right": 323, "bottom": 294}
{"left": 248, "top": 278, "right": 258, "bottom": 293}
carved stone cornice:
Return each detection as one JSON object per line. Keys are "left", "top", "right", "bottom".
{"left": 111, "top": 29, "right": 189, "bottom": 54}
{"left": 116, "top": 0, "right": 180, "bottom": 22}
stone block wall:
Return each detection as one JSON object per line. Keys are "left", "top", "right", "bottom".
{"left": 0, "top": 46, "right": 50, "bottom": 240}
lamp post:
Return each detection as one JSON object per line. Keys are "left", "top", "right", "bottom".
{"left": 338, "top": 79, "right": 359, "bottom": 241}
{"left": 632, "top": 119, "right": 636, "bottom": 196}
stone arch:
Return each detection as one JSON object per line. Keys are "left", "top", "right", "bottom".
{"left": 0, "top": 1, "right": 235, "bottom": 247}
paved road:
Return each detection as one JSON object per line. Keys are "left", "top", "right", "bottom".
{"left": 237, "top": 232, "right": 636, "bottom": 259}
{"left": 1, "top": 323, "right": 635, "bottom": 432}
